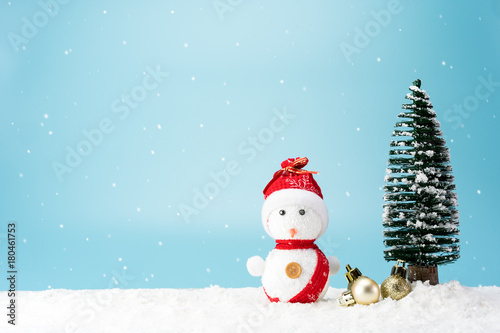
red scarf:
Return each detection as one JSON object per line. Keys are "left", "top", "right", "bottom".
{"left": 264, "top": 240, "right": 330, "bottom": 303}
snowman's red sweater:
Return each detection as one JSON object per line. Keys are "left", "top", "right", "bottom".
{"left": 264, "top": 239, "right": 330, "bottom": 303}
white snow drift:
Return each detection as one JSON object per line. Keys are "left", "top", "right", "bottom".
{"left": 1, "top": 281, "right": 499, "bottom": 333}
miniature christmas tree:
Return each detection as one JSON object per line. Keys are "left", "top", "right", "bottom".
{"left": 383, "top": 79, "right": 459, "bottom": 284}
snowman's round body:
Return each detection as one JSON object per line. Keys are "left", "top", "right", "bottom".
{"left": 263, "top": 247, "right": 330, "bottom": 303}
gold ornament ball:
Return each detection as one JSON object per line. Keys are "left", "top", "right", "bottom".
{"left": 351, "top": 276, "right": 380, "bottom": 305}
{"left": 380, "top": 275, "right": 411, "bottom": 300}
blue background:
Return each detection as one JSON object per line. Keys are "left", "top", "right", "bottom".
{"left": 1, "top": 0, "right": 499, "bottom": 291}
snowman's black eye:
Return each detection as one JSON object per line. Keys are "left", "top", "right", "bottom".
{"left": 299, "top": 209, "right": 305, "bottom": 215}
{"left": 279, "top": 210, "right": 286, "bottom": 216}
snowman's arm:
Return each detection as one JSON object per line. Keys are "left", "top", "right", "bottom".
{"left": 327, "top": 255, "right": 340, "bottom": 275}
{"left": 247, "top": 256, "right": 265, "bottom": 276}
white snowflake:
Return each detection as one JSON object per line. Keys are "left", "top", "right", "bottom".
{"left": 284, "top": 175, "right": 321, "bottom": 196}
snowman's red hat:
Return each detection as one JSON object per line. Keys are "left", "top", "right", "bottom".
{"left": 261, "top": 157, "right": 328, "bottom": 238}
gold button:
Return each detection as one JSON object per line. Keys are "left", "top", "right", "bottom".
{"left": 285, "top": 262, "right": 302, "bottom": 279}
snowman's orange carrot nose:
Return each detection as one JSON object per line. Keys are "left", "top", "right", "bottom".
{"left": 289, "top": 228, "right": 297, "bottom": 238}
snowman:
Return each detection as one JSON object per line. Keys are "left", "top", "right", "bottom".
{"left": 247, "top": 157, "right": 340, "bottom": 303}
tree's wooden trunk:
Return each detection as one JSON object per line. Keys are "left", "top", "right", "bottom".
{"left": 407, "top": 265, "right": 439, "bottom": 285}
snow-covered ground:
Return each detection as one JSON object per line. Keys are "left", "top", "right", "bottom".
{"left": 1, "top": 281, "right": 499, "bottom": 333}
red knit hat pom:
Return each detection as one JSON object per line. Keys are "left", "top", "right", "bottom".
{"left": 263, "top": 157, "right": 322, "bottom": 199}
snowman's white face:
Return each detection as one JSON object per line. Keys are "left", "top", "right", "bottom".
{"left": 267, "top": 204, "right": 322, "bottom": 240}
